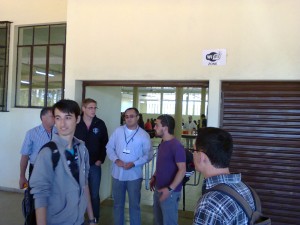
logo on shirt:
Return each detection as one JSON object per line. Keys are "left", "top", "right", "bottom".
{"left": 93, "top": 128, "right": 99, "bottom": 135}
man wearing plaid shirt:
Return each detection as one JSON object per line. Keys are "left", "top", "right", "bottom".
{"left": 192, "top": 127, "right": 256, "bottom": 225}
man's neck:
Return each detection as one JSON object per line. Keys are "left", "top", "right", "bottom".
{"left": 42, "top": 124, "right": 52, "bottom": 133}
{"left": 162, "top": 133, "right": 174, "bottom": 142}
{"left": 204, "top": 168, "right": 230, "bottom": 179}
{"left": 83, "top": 114, "right": 94, "bottom": 123}
{"left": 126, "top": 124, "right": 138, "bottom": 130}
{"left": 60, "top": 134, "right": 74, "bottom": 149}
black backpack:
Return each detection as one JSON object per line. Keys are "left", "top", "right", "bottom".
{"left": 182, "top": 148, "right": 195, "bottom": 185}
{"left": 207, "top": 183, "right": 271, "bottom": 225}
{"left": 22, "top": 141, "right": 60, "bottom": 225}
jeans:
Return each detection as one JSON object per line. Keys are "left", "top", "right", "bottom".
{"left": 88, "top": 164, "right": 102, "bottom": 220}
{"left": 153, "top": 189, "right": 181, "bottom": 225}
{"left": 112, "top": 177, "right": 142, "bottom": 225}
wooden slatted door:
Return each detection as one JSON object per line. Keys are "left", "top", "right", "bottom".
{"left": 220, "top": 82, "right": 300, "bottom": 225}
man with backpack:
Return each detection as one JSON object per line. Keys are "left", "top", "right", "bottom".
{"left": 192, "top": 127, "right": 270, "bottom": 225}
{"left": 30, "top": 100, "right": 97, "bottom": 225}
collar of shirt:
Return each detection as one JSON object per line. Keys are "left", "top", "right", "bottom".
{"left": 205, "top": 173, "right": 242, "bottom": 189}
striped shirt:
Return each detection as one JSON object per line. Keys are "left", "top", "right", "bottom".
{"left": 20, "top": 124, "right": 57, "bottom": 164}
{"left": 193, "top": 173, "right": 255, "bottom": 225}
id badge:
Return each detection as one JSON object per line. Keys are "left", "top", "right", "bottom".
{"left": 123, "top": 148, "right": 131, "bottom": 154}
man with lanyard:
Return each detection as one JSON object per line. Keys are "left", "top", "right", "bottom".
{"left": 19, "top": 107, "right": 56, "bottom": 189}
{"left": 106, "top": 107, "right": 153, "bottom": 225}
{"left": 75, "top": 98, "right": 108, "bottom": 223}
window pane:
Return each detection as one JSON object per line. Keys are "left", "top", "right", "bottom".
{"left": 162, "top": 92, "right": 175, "bottom": 114}
{"left": 0, "top": 48, "right": 4, "bottom": 67}
{"left": 146, "top": 93, "right": 161, "bottom": 114}
{"left": 31, "top": 46, "right": 47, "bottom": 107}
{"left": 19, "top": 27, "right": 33, "bottom": 45}
{"left": 0, "top": 28, "right": 6, "bottom": 45}
{"left": 48, "top": 46, "right": 64, "bottom": 105}
{"left": 194, "top": 101, "right": 201, "bottom": 116}
{"left": 16, "top": 24, "right": 66, "bottom": 107}
{"left": 50, "top": 24, "right": 66, "bottom": 44}
{"left": 34, "top": 26, "right": 49, "bottom": 45}
{"left": 16, "top": 47, "right": 31, "bottom": 106}
{"left": 0, "top": 22, "right": 11, "bottom": 110}
{"left": 0, "top": 48, "right": 4, "bottom": 103}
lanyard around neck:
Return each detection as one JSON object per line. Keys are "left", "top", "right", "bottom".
{"left": 124, "top": 126, "right": 139, "bottom": 147}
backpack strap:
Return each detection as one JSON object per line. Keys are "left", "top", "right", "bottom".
{"left": 207, "top": 183, "right": 258, "bottom": 220}
{"left": 246, "top": 184, "right": 262, "bottom": 212}
{"left": 40, "top": 141, "right": 60, "bottom": 171}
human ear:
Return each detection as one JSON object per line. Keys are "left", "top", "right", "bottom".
{"left": 76, "top": 115, "right": 81, "bottom": 124}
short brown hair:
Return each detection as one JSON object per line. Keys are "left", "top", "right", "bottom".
{"left": 82, "top": 98, "right": 97, "bottom": 107}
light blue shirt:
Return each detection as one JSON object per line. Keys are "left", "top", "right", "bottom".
{"left": 20, "top": 124, "right": 57, "bottom": 164}
{"left": 106, "top": 125, "right": 153, "bottom": 181}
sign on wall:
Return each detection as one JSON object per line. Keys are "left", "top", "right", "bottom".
{"left": 202, "top": 49, "right": 226, "bottom": 66}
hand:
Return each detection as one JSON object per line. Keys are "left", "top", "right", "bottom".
{"left": 158, "top": 187, "right": 171, "bottom": 202}
{"left": 19, "top": 176, "right": 28, "bottom": 189}
{"left": 150, "top": 176, "right": 156, "bottom": 191}
{"left": 115, "top": 159, "right": 125, "bottom": 167}
{"left": 123, "top": 162, "right": 134, "bottom": 170}
{"left": 95, "top": 160, "right": 102, "bottom": 166}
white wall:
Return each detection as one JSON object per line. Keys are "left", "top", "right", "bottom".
{"left": 0, "top": 0, "right": 67, "bottom": 189}
{"left": 1, "top": 0, "right": 300, "bottom": 191}
{"left": 0, "top": 109, "right": 41, "bottom": 190}
{"left": 85, "top": 86, "right": 122, "bottom": 200}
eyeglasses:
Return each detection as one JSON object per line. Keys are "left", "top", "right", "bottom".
{"left": 125, "top": 114, "right": 137, "bottom": 119}
{"left": 86, "top": 107, "right": 98, "bottom": 110}
{"left": 189, "top": 149, "right": 200, "bottom": 153}
{"left": 189, "top": 148, "right": 205, "bottom": 154}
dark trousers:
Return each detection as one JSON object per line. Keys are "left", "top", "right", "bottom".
{"left": 24, "top": 164, "right": 36, "bottom": 225}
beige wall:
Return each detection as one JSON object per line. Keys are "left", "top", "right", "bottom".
{"left": 66, "top": 0, "right": 300, "bottom": 126}
{"left": 1, "top": 0, "right": 300, "bottom": 190}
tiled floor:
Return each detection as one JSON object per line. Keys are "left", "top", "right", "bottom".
{"left": 0, "top": 171, "right": 203, "bottom": 225}
{"left": 141, "top": 172, "right": 203, "bottom": 212}
{"left": 0, "top": 187, "right": 199, "bottom": 225}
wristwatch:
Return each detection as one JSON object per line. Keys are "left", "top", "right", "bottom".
{"left": 167, "top": 186, "right": 174, "bottom": 192}
{"left": 88, "top": 218, "right": 97, "bottom": 224}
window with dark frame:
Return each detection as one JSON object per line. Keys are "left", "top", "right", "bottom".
{"left": 0, "top": 21, "right": 12, "bottom": 112}
{"left": 15, "top": 24, "right": 66, "bottom": 107}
